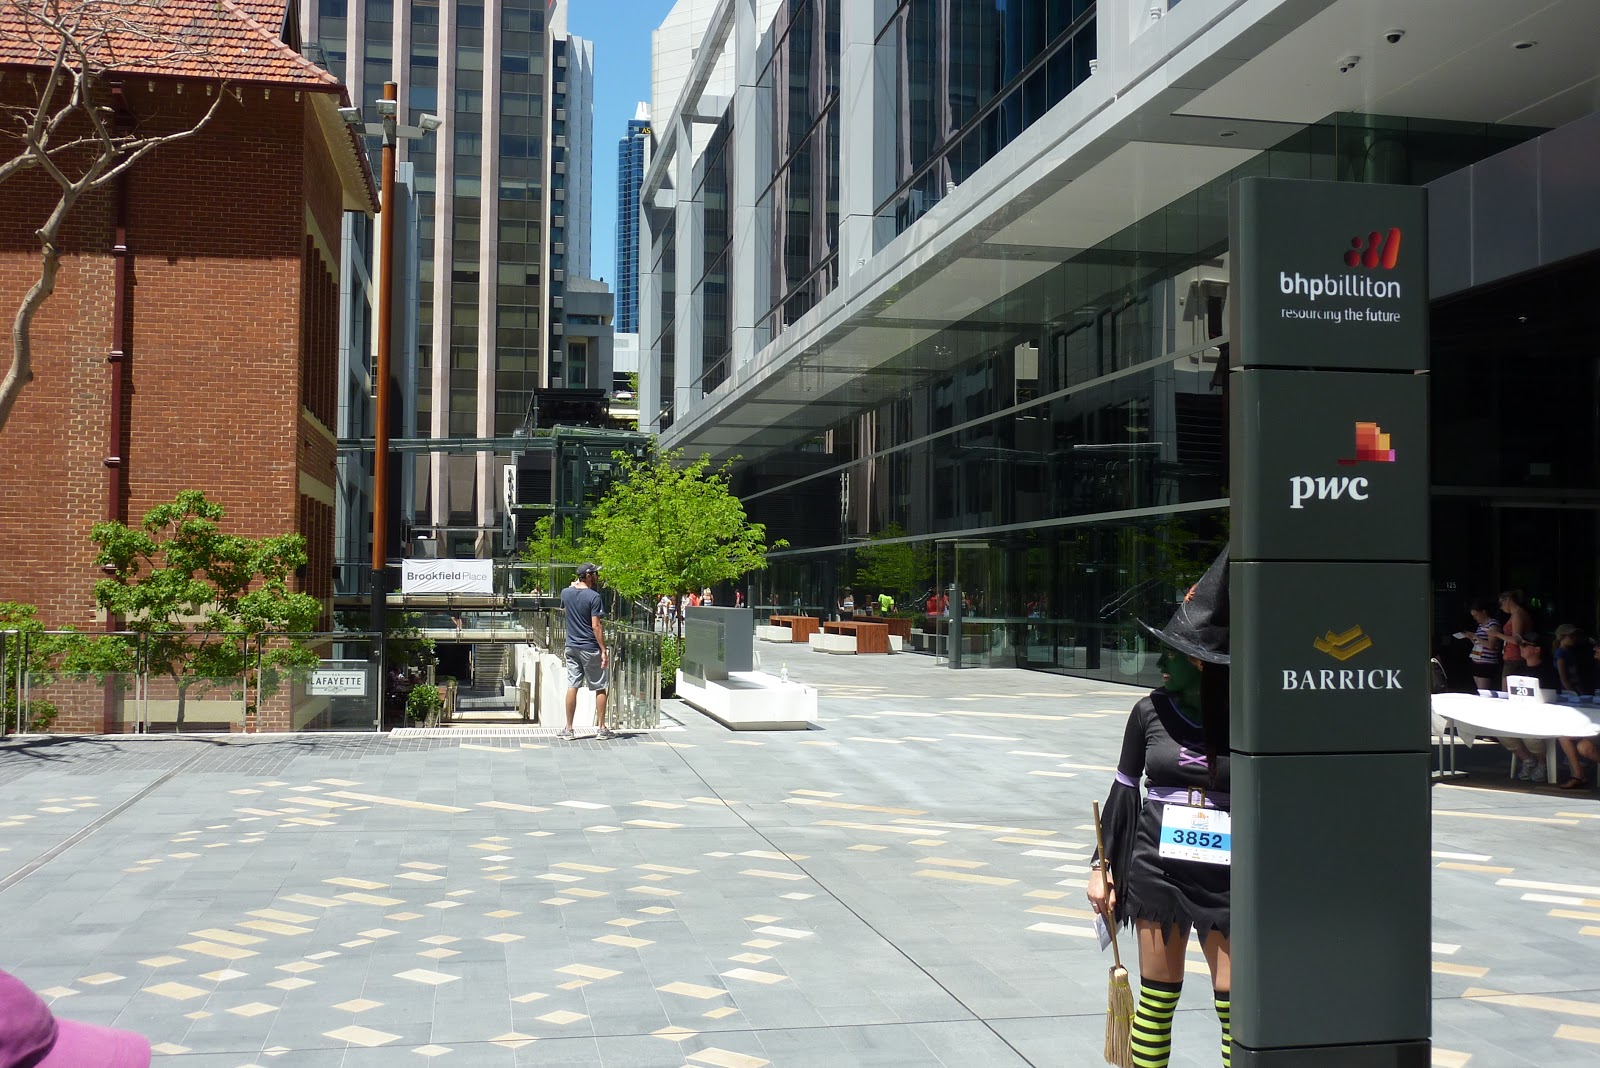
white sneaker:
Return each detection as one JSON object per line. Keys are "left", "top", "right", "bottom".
{"left": 1517, "top": 759, "right": 1535, "bottom": 780}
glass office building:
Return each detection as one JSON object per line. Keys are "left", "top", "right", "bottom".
{"left": 616, "top": 106, "right": 651, "bottom": 335}
{"left": 643, "top": 1, "right": 1600, "bottom": 685}
{"left": 304, "top": 0, "right": 594, "bottom": 559}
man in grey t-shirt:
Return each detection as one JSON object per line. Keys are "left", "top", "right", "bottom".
{"left": 559, "top": 563, "right": 612, "bottom": 740}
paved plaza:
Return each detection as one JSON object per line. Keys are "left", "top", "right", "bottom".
{"left": 2, "top": 653, "right": 1598, "bottom": 1066}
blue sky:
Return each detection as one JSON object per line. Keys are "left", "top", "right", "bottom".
{"left": 570, "top": 0, "right": 677, "bottom": 287}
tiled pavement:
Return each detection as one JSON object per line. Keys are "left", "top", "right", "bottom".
{"left": 2, "top": 653, "right": 1598, "bottom": 1067}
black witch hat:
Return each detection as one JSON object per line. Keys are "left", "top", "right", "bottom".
{"left": 1139, "top": 546, "right": 1230, "bottom": 665}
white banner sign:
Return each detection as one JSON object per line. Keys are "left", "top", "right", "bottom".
{"left": 308, "top": 663, "right": 369, "bottom": 697}
{"left": 401, "top": 559, "right": 495, "bottom": 595}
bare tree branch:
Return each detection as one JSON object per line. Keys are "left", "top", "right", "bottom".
{"left": 0, "top": 0, "right": 236, "bottom": 432}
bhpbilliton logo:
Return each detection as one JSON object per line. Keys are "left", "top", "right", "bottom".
{"left": 1345, "top": 228, "right": 1402, "bottom": 270}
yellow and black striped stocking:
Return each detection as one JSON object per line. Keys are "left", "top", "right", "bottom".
{"left": 1215, "top": 992, "right": 1231, "bottom": 1067}
{"left": 1131, "top": 977, "right": 1183, "bottom": 1068}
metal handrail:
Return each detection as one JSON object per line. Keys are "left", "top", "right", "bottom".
{"left": 526, "top": 609, "right": 662, "bottom": 729}
{"left": 1, "top": 629, "right": 387, "bottom": 736}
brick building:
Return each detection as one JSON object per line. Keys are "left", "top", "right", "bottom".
{"left": 0, "top": 0, "right": 376, "bottom": 669}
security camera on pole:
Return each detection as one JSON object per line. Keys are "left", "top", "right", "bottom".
{"left": 342, "top": 84, "right": 440, "bottom": 727}
{"left": 1228, "top": 178, "right": 1431, "bottom": 1066}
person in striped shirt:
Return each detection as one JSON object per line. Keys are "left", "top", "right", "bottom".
{"left": 1461, "top": 599, "right": 1504, "bottom": 692}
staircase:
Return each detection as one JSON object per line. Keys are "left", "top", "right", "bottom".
{"left": 449, "top": 644, "right": 522, "bottom": 724}
{"left": 472, "top": 643, "right": 510, "bottom": 693}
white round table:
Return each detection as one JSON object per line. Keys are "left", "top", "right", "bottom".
{"left": 1431, "top": 693, "right": 1600, "bottom": 783}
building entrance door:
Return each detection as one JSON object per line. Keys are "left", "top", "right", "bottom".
{"left": 1431, "top": 497, "right": 1599, "bottom": 679}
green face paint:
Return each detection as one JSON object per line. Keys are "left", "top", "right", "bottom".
{"left": 1158, "top": 648, "right": 1203, "bottom": 717}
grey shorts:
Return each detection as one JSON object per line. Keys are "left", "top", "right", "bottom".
{"left": 565, "top": 647, "right": 607, "bottom": 691}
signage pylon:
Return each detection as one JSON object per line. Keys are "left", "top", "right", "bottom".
{"left": 1229, "top": 178, "right": 1431, "bottom": 1066}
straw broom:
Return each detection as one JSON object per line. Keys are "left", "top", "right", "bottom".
{"left": 1093, "top": 801, "right": 1135, "bottom": 1068}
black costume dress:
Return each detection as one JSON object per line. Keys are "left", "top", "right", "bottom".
{"left": 1099, "top": 690, "right": 1231, "bottom": 941}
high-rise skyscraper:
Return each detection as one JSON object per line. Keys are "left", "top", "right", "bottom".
{"left": 615, "top": 103, "right": 650, "bottom": 334}
{"left": 302, "top": 0, "right": 594, "bottom": 559}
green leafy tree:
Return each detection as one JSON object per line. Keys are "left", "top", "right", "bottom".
{"left": 0, "top": 601, "right": 72, "bottom": 731}
{"left": 90, "top": 491, "right": 322, "bottom": 726}
{"left": 583, "top": 448, "right": 785, "bottom": 629}
{"left": 852, "top": 523, "right": 931, "bottom": 605}
{"left": 520, "top": 515, "right": 589, "bottom": 592}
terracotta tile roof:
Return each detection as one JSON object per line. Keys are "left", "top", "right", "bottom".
{"left": 0, "top": 0, "right": 338, "bottom": 90}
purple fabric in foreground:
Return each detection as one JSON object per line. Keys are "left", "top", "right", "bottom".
{"left": 1145, "top": 785, "right": 1230, "bottom": 809}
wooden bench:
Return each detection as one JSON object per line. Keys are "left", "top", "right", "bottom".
{"left": 769, "top": 615, "right": 819, "bottom": 642}
{"left": 823, "top": 620, "right": 890, "bottom": 654}
{"left": 854, "top": 614, "right": 912, "bottom": 641}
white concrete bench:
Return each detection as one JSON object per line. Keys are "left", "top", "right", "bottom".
{"left": 756, "top": 624, "right": 794, "bottom": 643}
{"left": 888, "top": 635, "right": 904, "bottom": 653}
{"left": 809, "top": 632, "right": 857, "bottom": 654}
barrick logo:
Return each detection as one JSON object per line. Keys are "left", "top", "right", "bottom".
{"left": 1289, "top": 422, "right": 1397, "bottom": 509}
{"left": 1283, "top": 623, "right": 1403, "bottom": 691}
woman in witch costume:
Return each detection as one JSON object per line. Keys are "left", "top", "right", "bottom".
{"left": 1088, "top": 548, "right": 1233, "bottom": 1068}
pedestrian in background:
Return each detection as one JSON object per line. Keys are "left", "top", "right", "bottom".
{"left": 1553, "top": 624, "right": 1588, "bottom": 694}
{"left": 1460, "top": 599, "right": 1503, "bottom": 692}
{"left": 1498, "top": 634, "right": 1557, "bottom": 781}
{"left": 1500, "top": 589, "right": 1533, "bottom": 687}
{"left": 559, "top": 563, "right": 613, "bottom": 741}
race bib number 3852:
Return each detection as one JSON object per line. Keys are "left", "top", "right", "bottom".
{"left": 1158, "top": 805, "right": 1232, "bottom": 866}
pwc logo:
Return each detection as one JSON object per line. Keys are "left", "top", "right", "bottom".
{"left": 1345, "top": 228, "right": 1403, "bottom": 270}
{"left": 1337, "top": 421, "right": 1396, "bottom": 466}
{"left": 1289, "top": 422, "right": 1397, "bottom": 509}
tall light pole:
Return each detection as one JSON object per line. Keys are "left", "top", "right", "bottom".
{"left": 346, "top": 82, "right": 440, "bottom": 725}
{"left": 371, "top": 82, "right": 398, "bottom": 676}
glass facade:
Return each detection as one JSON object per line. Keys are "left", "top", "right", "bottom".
{"left": 653, "top": 217, "right": 676, "bottom": 428}
{"left": 879, "top": 0, "right": 1097, "bottom": 234}
{"left": 316, "top": 0, "right": 347, "bottom": 82}
{"left": 361, "top": 0, "right": 394, "bottom": 161}
{"left": 1430, "top": 254, "right": 1600, "bottom": 672}
{"left": 756, "top": 0, "right": 841, "bottom": 343}
{"left": 615, "top": 116, "right": 650, "bottom": 333}
{"left": 494, "top": 0, "right": 545, "bottom": 433}
{"left": 409, "top": 0, "right": 440, "bottom": 439}
{"left": 734, "top": 114, "right": 1541, "bottom": 685}
{"left": 544, "top": 33, "right": 568, "bottom": 391}
{"left": 449, "top": 2, "right": 486, "bottom": 438}
{"left": 695, "top": 117, "right": 732, "bottom": 394}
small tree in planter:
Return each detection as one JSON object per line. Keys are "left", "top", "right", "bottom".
{"left": 405, "top": 684, "right": 444, "bottom": 727}
{"left": 89, "top": 491, "right": 320, "bottom": 728}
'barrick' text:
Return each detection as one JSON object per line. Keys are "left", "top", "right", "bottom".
{"left": 1283, "top": 669, "right": 1403, "bottom": 690}
{"left": 1280, "top": 272, "right": 1402, "bottom": 302}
